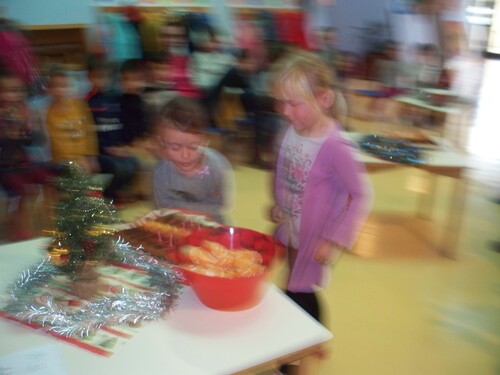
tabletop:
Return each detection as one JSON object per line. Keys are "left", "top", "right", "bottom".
{"left": 345, "top": 131, "right": 468, "bottom": 257}
{"left": 346, "top": 132, "right": 469, "bottom": 177}
{"left": 393, "top": 93, "right": 460, "bottom": 114}
{"left": 0, "top": 238, "right": 332, "bottom": 375}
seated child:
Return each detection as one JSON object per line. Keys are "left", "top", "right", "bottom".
{"left": 45, "top": 68, "right": 99, "bottom": 172}
{"left": 158, "top": 18, "right": 201, "bottom": 99}
{"left": 205, "top": 48, "right": 278, "bottom": 167}
{"left": 142, "top": 52, "right": 175, "bottom": 117}
{"left": 119, "top": 58, "right": 151, "bottom": 144}
{"left": 0, "top": 71, "right": 56, "bottom": 241}
{"left": 118, "top": 58, "right": 157, "bottom": 199}
{"left": 86, "top": 55, "right": 139, "bottom": 203}
{"left": 153, "top": 96, "right": 234, "bottom": 224}
{"left": 189, "top": 26, "right": 235, "bottom": 95}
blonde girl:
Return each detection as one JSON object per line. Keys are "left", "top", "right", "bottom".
{"left": 270, "top": 49, "right": 372, "bottom": 322}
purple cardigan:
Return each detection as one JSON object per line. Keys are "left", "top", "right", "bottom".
{"left": 274, "top": 126, "right": 373, "bottom": 292}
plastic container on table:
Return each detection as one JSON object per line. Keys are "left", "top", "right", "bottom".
{"left": 176, "top": 226, "right": 285, "bottom": 311}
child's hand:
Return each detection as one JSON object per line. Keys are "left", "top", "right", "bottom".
{"left": 82, "top": 156, "right": 100, "bottom": 174}
{"left": 314, "top": 240, "right": 344, "bottom": 266}
{"left": 140, "top": 139, "right": 158, "bottom": 154}
{"left": 270, "top": 205, "right": 285, "bottom": 223}
{"left": 5, "top": 126, "right": 30, "bottom": 140}
{"left": 106, "top": 146, "right": 130, "bottom": 157}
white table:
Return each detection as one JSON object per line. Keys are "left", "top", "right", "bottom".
{"left": 348, "top": 132, "right": 469, "bottom": 258}
{"left": 393, "top": 91, "right": 459, "bottom": 136}
{"left": 393, "top": 94, "right": 458, "bottom": 114}
{"left": 0, "top": 238, "right": 332, "bottom": 375}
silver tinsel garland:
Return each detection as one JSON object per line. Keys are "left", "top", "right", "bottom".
{"left": 2, "top": 239, "right": 182, "bottom": 338}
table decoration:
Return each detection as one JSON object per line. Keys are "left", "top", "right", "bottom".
{"left": 2, "top": 239, "right": 181, "bottom": 339}
{"left": 358, "top": 134, "right": 425, "bottom": 165}
{"left": 46, "top": 161, "right": 117, "bottom": 283}
{"left": 0, "top": 162, "right": 182, "bottom": 348}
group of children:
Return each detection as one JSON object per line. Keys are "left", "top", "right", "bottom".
{"left": 1, "top": 47, "right": 373, "bottom": 370}
{"left": 0, "top": 54, "right": 153, "bottom": 241}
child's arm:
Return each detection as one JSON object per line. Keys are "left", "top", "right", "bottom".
{"left": 220, "top": 156, "right": 235, "bottom": 216}
{"left": 28, "top": 108, "right": 46, "bottom": 145}
{"left": 321, "top": 138, "right": 373, "bottom": 250}
{"left": 81, "top": 101, "right": 100, "bottom": 172}
{"left": 106, "top": 146, "right": 132, "bottom": 157}
{"left": 82, "top": 155, "right": 100, "bottom": 173}
{"left": 81, "top": 101, "right": 98, "bottom": 155}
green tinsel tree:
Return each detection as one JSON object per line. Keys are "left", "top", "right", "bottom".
{"left": 47, "top": 161, "right": 116, "bottom": 276}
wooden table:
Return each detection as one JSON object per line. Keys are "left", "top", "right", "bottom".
{"left": 0, "top": 238, "right": 332, "bottom": 375}
{"left": 348, "top": 132, "right": 469, "bottom": 258}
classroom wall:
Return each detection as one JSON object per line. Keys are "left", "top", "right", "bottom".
{"left": 307, "top": 0, "right": 388, "bottom": 53}
{"left": 1, "top": 0, "right": 393, "bottom": 54}
{"left": 3, "top": 0, "right": 96, "bottom": 25}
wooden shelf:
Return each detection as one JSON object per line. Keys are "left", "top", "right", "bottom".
{"left": 21, "top": 24, "right": 87, "bottom": 31}
{"left": 22, "top": 24, "right": 88, "bottom": 68}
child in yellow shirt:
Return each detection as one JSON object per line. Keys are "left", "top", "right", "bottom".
{"left": 45, "top": 68, "right": 99, "bottom": 173}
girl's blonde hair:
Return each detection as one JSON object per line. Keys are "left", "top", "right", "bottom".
{"left": 270, "top": 48, "right": 346, "bottom": 119}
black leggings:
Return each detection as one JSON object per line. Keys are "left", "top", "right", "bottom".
{"left": 280, "top": 290, "right": 321, "bottom": 374}
{"left": 285, "top": 290, "right": 321, "bottom": 323}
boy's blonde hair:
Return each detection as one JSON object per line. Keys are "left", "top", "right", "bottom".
{"left": 159, "top": 96, "right": 208, "bottom": 135}
{"left": 270, "top": 49, "right": 346, "bottom": 119}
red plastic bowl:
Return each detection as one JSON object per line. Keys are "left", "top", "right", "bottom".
{"left": 176, "top": 227, "right": 285, "bottom": 311}
{"left": 180, "top": 268, "right": 269, "bottom": 311}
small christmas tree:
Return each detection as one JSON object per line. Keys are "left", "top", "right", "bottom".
{"left": 47, "top": 162, "right": 116, "bottom": 278}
